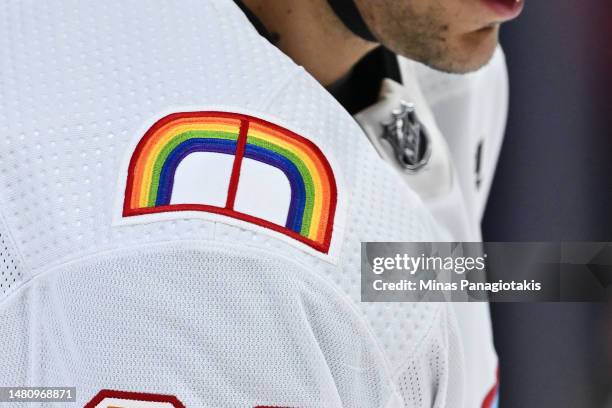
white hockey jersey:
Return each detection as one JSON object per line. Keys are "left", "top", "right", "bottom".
{"left": 0, "top": 0, "right": 505, "bottom": 407}
{"left": 354, "top": 47, "right": 508, "bottom": 408}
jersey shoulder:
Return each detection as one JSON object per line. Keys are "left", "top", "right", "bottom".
{"left": 0, "top": 0, "right": 315, "bottom": 273}
{"left": 0, "top": 0, "right": 445, "bottom": 275}
{"left": 0, "top": 1, "right": 461, "bottom": 405}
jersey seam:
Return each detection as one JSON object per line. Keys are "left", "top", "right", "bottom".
{"left": 0, "top": 201, "right": 30, "bottom": 293}
{"left": 211, "top": 0, "right": 303, "bottom": 115}
{"left": 0, "top": 203, "right": 28, "bottom": 270}
{"left": 392, "top": 303, "right": 445, "bottom": 379}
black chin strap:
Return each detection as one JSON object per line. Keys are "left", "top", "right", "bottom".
{"left": 327, "top": 0, "right": 377, "bottom": 43}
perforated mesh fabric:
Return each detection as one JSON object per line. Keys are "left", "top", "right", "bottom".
{"left": 0, "top": 215, "right": 23, "bottom": 297}
{"left": 0, "top": 0, "right": 299, "bottom": 272}
{"left": 0, "top": 0, "right": 467, "bottom": 405}
{"left": 0, "top": 244, "right": 396, "bottom": 407}
{"left": 396, "top": 305, "right": 465, "bottom": 408}
{"left": 255, "top": 71, "right": 452, "bottom": 374}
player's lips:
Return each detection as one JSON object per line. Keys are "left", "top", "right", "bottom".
{"left": 482, "top": 0, "right": 524, "bottom": 21}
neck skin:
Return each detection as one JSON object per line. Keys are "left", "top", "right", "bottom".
{"left": 242, "top": 0, "right": 378, "bottom": 86}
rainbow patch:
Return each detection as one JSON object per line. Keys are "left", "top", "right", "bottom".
{"left": 123, "top": 111, "right": 338, "bottom": 253}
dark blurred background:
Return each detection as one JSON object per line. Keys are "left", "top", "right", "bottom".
{"left": 483, "top": 1, "right": 612, "bottom": 407}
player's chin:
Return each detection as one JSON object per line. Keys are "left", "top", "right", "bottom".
{"left": 439, "top": 26, "right": 500, "bottom": 74}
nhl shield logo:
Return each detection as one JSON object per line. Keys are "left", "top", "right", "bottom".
{"left": 382, "top": 101, "right": 431, "bottom": 171}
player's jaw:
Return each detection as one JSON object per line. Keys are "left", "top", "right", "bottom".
{"left": 355, "top": 0, "right": 524, "bottom": 74}
{"left": 444, "top": 0, "right": 524, "bottom": 72}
